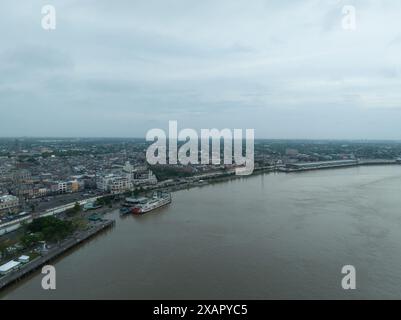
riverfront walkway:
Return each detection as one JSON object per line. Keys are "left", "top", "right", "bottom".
{"left": 0, "top": 219, "right": 115, "bottom": 291}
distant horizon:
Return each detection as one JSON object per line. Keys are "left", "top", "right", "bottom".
{"left": 2, "top": 136, "right": 401, "bottom": 143}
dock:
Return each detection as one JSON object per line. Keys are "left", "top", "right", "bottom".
{"left": 0, "top": 219, "right": 115, "bottom": 291}
{"left": 278, "top": 159, "right": 400, "bottom": 172}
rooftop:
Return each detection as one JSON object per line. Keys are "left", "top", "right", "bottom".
{"left": 0, "top": 260, "right": 21, "bottom": 273}
{"left": 0, "top": 194, "right": 18, "bottom": 202}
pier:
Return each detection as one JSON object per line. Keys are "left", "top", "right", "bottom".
{"left": 0, "top": 195, "right": 105, "bottom": 236}
{"left": 278, "top": 159, "right": 399, "bottom": 172}
{"left": 0, "top": 219, "right": 115, "bottom": 291}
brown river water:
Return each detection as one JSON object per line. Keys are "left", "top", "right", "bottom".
{"left": 2, "top": 165, "right": 401, "bottom": 299}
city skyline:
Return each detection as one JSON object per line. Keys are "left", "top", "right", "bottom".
{"left": 2, "top": 0, "right": 401, "bottom": 304}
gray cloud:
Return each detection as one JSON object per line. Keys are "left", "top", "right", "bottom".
{"left": 0, "top": 0, "right": 401, "bottom": 138}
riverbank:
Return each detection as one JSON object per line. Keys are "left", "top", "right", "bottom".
{"left": 4, "top": 165, "right": 401, "bottom": 299}
{"left": 125, "top": 161, "right": 401, "bottom": 196}
{"left": 0, "top": 219, "right": 115, "bottom": 291}
{"left": 1, "top": 160, "right": 400, "bottom": 292}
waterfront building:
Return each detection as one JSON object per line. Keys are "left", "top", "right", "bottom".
{"left": 0, "top": 260, "right": 21, "bottom": 275}
{"left": 56, "top": 180, "right": 81, "bottom": 194}
{"left": 0, "top": 194, "right": 20, "bottom": 216}
{"left": 96, "top": 174, "right": 133, "bottom": 194}
{"left": 123, "top": 161, "right": 135, "bottom": 173}
{"left": 58, "top": 181, "right": 68, "bottom": 193}
{"left": 133, "top": 170, "right": 157, "bottom": 186}
{"left": 284, "top": 160, "right": 358, "bottom": 171}
{"left": 18, "top": 255, "right": 30, "bottom": 263}
{"left": 83, "top": 202, "right": 102, "bottom": 211}
{"left": 69, "top": 180, "right": 80, "bottom": 193}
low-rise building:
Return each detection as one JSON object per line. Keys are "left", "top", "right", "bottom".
{"left": 58, "top": 181, "right": 68, "bottom": 193}
{"left": 133, "top": 170, "right": 157, "bottom": 185}
{"left": 0, "top": 260, "right": 21, "bottom": 275}
{"left": 18, "top": 255, "right": 30, "bottom": 263}
{"left": 0, "top": 194, "right": 20, "bottom": 216}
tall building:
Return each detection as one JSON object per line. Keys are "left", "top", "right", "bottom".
{"left": 96, "top": 174, "right": 132, "bottom": 194}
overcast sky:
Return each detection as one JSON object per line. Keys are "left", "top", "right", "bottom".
{"left": 1, "top": 0, "right": 401, "bottom": 139}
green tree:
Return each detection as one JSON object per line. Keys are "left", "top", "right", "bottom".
{"left": 95, "top": 196, "right": 111, "bottom": 206}
{"left": 66, "top": 202, "right": 81, "bottom": 217}
{"left": 0, "top": 242, "right": 8, "bottom": 258}
{"left": 26, "top": 216, "right": 75, "bottom": 242}
{"left": 72, "top": 216, "right": 88, "bottom": 231}
{"left": 20, "top": 233, "right": 42, "bottom": 248}
{"left": 73, "top": 202, "right": 81, "bottom": 213}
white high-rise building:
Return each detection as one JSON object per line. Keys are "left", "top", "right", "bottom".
{"left": 96, "top": 174, "right": 133, "bottom": 194}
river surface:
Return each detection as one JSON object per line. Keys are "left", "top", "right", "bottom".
{"left": 2, "top": 165, "right": 401, "bottom": 299}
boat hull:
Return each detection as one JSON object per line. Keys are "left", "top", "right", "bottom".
{"left": 132, "top": 196, "right": 171, "bottom": 214}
